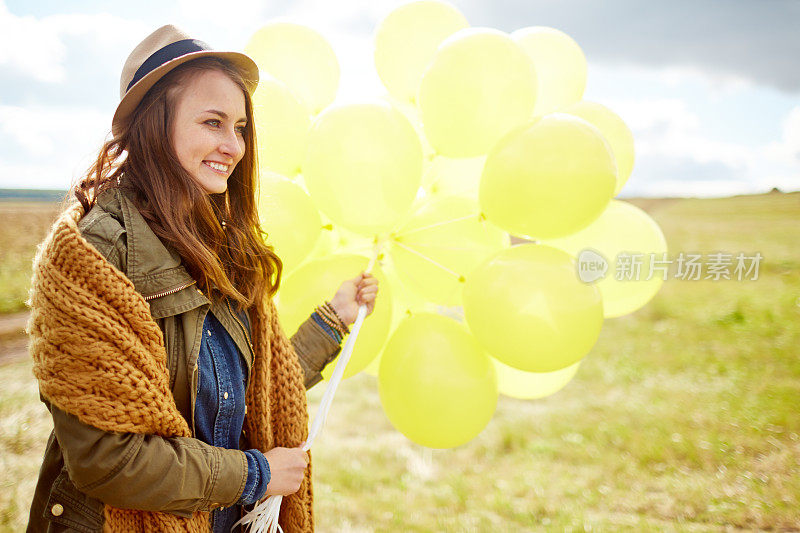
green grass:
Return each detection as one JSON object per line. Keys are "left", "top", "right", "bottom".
{"left": 0, "top": 202, "right": 62, "bottom": 313}
{"left": 0, "top": 358, "right": 52, "bottom": 529}
{"left": 1, "top": 192, "right": 799, "bottom": 531}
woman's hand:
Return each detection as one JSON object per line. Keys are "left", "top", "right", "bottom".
{"left": 329, "top": 272, "right": 379, "bottom": 325}
{"left": 263, "top": 445, "right": 309, "bottom": 497}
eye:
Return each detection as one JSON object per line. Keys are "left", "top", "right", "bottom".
{"left": 204, "top": 119, "right": 221, "bottom": 127}
{"left": 236, "top": 124, "right": 247, "bottom": 136}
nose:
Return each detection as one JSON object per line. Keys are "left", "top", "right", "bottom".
{"left": 219, "top": 127, "right": 245, "bottom": 162}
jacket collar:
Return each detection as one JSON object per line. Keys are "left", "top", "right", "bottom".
{"left": 96, "top": 187, "right": 209, "bottom": 319}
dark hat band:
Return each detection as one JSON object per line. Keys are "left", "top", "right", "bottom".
{"left": 127, "top": 38, "right": 211, "bottom": 92}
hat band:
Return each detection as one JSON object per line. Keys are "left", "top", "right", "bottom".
{"left": 127, "top": 38, "right": 211, "bottom": 92}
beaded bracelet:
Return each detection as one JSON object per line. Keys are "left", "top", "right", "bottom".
{"left": 321, "top": 301, "right": 349, "bottom": 335}
{"left": 314, "top": 306, "right": 341, "bottom": 334}
{"left": 315, "top": 301, "right": 350, "bottom": 336}
{"left": 323, "top": 301, "right": 349, "bottom": 332}
{"left": 317, "top": 309, "right": 348, "bottom": 339}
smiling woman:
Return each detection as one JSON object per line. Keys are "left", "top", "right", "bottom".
{"left": 170, "top": 69, "right": 248, "bottom": 195}
{"left": 25, "top": 24, "right": 378, "bottom": 533}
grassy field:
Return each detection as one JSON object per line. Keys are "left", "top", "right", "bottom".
{"left": 0, "top": 201, "right": 63, "bottom": 314}
{"left": 1, "top": 192, "right": 799, "bottom": 531}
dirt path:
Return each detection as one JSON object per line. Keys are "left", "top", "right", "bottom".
{"left": 0, "top": 311, "right": 29, "bottom": 366}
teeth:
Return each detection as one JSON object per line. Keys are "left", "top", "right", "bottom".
{"left": 206, "top": 162, "right": 228, "bottom": 172}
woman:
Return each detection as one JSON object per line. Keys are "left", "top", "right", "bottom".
{"left": 26, "top": 25, "right": 378, "bottom": 532}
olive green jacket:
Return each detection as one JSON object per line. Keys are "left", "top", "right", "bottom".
{"left": 27, "top": 187, "right": 341, "bottom": 532}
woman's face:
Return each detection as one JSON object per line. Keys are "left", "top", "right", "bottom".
{"left": 170, "top": 68, "right": 247, "bottom": 194}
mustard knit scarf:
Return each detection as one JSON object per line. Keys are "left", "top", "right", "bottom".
{"left": 28, "top": 203, "right": 313, "bottom": 532}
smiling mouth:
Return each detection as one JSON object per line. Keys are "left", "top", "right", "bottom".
{"left": 204, "top": 161, "right": 230, "bottom": 174}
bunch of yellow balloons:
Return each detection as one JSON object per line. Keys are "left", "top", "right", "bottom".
{"left": 245, "top": 0, "right": 666, "bottom": 449}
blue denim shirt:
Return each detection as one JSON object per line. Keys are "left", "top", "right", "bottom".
{"left": 194, "top": 308, "right": 341, "bottom": 532}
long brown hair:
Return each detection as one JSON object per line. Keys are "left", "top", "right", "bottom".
{"left": 74, "top": 57, "right": 282, "bottom": 309}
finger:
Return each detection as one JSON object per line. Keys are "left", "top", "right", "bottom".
{"left": 358, "top": 281, "right": 378, "bottom": 292}
{"left": 358, "top": 291, "right": 376, "bottom": 302}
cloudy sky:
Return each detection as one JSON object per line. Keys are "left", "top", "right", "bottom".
{"left": 1, "top": 0, "right": 798, "bottom": 198}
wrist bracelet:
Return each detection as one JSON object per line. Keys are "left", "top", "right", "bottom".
{"left": 315, "top": 303, "right": 349, "bottom": 337}
{"left": 315, "top": 306, "right": 342, "bottom": 333}
{"left": 323, "top": 301, "right": 350, "bottom": 335}
{"left": 313, "top": 310, "right": 343, "bottom": 342}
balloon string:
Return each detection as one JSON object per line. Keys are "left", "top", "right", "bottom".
{"left": 233, "top": 244, "right": 380, "bottom": 533}
{"left": 390, "top": 240, "right": 463, "bottom": 280}
{"left": 399, "top": 242, "right": 486, "bottom": 251}
{"left": 305, "top": 248, "right": 377, "bottom": 450}
{"left": 391, "top": 212, "right": 480, "bottom": 239}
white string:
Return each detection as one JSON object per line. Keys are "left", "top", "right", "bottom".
{"left": 390, "top": 240, "right": 463, "bottom": 280}
{"left": 233, "top": 251, "right": 379, "bottom": 533}
{"left": 391, "top": 212, "right": 480, "bottom": 239}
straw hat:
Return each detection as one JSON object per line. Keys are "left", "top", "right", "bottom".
{"left": 112, "top": 24, "right": 259, "bottom": 137}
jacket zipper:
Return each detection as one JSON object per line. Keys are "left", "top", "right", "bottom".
{"left": 189, "top": 308, "right": 206, "bottom": 438}
{"left": 226, "top": 298, "right": 256, "bottom": 367}
{"left": 142, "top": 279, "right": 197, "bottom": 301}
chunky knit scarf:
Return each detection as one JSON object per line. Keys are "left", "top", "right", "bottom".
{"left": 28, "top": 202, "right": 313, "bottom": 532}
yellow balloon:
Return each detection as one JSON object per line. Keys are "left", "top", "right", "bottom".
{"left": 303, "top": 211, "right": 377, "bottom": 268}
{"left": 418, "top": 28, "right": 537, "bottom": 157}
{"left": 365, "top": 257, "right": 432, "bottom": 377}
{"left": 382, "top": 95, "right": 436, "bottom": 161}
{"left": 388, "top": 195, "right": 509, "bottom": 306}
{"left": 303, "top": 103, "right": 423, "bottom": 235}
{"left": 252, "top": 76, "right": 310, "bottom": 177}
{"left": 563, "top": 101, "right": 635, "bottom": 196}
{"left": 382, "top": 254, "right": 433, "bottom": 328}
{"left": 378, "top": 312, "right": 498, "bottom": 448}
{"left": 479, "top": 113, "right": 616, "bottom": 240}
{"left": 422, "top": 155, "right": 486, "bottom": 199}
{"left": 334, "top": 226, "right": 375, "bottom": 256}
{"left": 245, "top": 23, "right": 339, "bottom": 115}
{"left": 511, "top": 26, "right": 587, "bottom": 116}
{"left": 363, "top": 350, "right": 382, "bottom": 377}
{"left": 257, "top": 171, "right": 321, "bottom": 275}
{"left": 463, "top": 244, "right": 603, "bottom": 372}
{"left": 493, "top": 358, "right": 580, "bottom": 399}
{"left": 304, "top": 218, "right": 337, "bottom": 263}
{"left": 374, "top": 0, "right": 469, "bottom": 104}
{"left": 542, "top": 200, "right": 668, "bottom": 318}
{"left": 276, "top": 255, "right": 393, "bottom": 380}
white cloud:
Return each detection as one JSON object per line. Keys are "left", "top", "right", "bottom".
{"left": 0, "top": 161, "right": 75, "bottom": 189}
{"left": 602, "top": 97, "right": 800, "bottom": 197}
{"left": 605, "top": 97, "right": 752, "bottom": 164}
{"left": 0, "top": 1, "right": 67, "bottom": 82}
{"left": 0, "top": 104, "right": 110, "bottom": 189}
{"left": 176, "top": 0, "right": 266, "bottom": 20}
{"left": 1, "top": 1, "right": 796, "bottom": 197}
{"left": 589, "top": 61, "right": 760, "bottom": 101}
{"left": 756, "top": 106, "right": 800, "bottom": 191}
{"left": 0, "top": 1, "right": 148, "bottom": 86}
{"left": 777, "top": 106, "right": 800, "bottom": 156}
